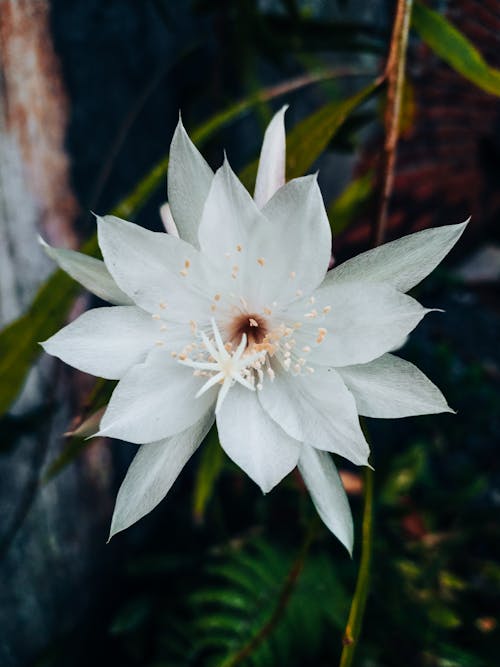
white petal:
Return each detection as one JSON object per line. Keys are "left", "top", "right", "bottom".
{"left": 159, "top": 203, "right": 179, "bottom": 237}
{"left": 216, "top": 384, "right": 301, "bottom": 493}
{"left": 290, "top": 281, "right": 430, "bottom": 367}
{"left": 167, "top": 117, "right": 214, "bottom": 248}
{"left": 109, "top": 410, "right": 214, "bottom": 539}
{"left": 337, "top": 353, "right": 453, "bottom": 418}
{"left": 259, "top": 366, "right": 369, "bottom": 466}
{"left": 98, "top": 349, "right": 217, "bottom": 444}
{"left": 198, "top": 158, "right": 264, "bottom": 267}
{"left": 325, "top": 221, "right": 468, "bottom": 293}
{"left": 41, "top": 306, "right": 159, "bottom": 379}
{"left": 253, "top": 105, "right": 288, "bottom": 209}
{"left": 97, "top": 215, "right": 220, "bottom": 321}
{"left": 260, "top": 175, "right": 331, "bottom": 305}
{"left": 298, "top": 445, "right": 353, "bottom": 554}
{"left": 39, "top": 237, "right": 132, "bottom": 305}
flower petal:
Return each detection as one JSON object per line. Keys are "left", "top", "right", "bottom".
{"left": 253, "top": 105, "right": 287, "bottom": 209}
{"left": 41, "top": 306, "right": 160, "bottom": 379}
{"left": 290, "top": 281, "right": 430, "bottom": 367}
{"left": 159, "top": 202, "right": 179, "bottom": 237}
{"left": 337, "top": 353, "right": 453, "bottom": 418}
{"left": 325, "top": 221, "right": 468, "bottom": 293}
{"left": 260, "top": 174, "right": 331, "bottom": 305}
{"left": 97, "top": 214, "right": 219, "bottom": 321}
{"left": 298, "top": 446, "right": 353, "bottom": 554}
{"left": 39, "top": 237, "right": 132, "bottom": 305}
{"left": 167, "top": 117, "right": 214, "bottom": 248}
{"left": 98, "top": 349, "right": 217, "bottom": 444}
{"left": 198, "top": 158, "right": 264, "bottom": 267}
{"left": 259, "top": 366, "right": 369, "bottom": 465}
{"left": 216, "top": 383, "right": 301, "bottom": 493}
{"left": 109, "top": 410, "right": 214, "bottom": 539}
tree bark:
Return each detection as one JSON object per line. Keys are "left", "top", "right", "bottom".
{"left": 0, "top": 3, "right": 113, "bottom": 665}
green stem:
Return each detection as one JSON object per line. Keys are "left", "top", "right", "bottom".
{"left": 339, "top": 467, "right": 374, "bottom": 667}
{"left": 339, "top": 2, "right": 413, "bottom": 665}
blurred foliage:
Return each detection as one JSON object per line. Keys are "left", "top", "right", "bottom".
{"left": 412, "top": 2, "right": 500, "bottom": 97}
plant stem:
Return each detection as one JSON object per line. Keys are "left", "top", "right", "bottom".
{"left": 339, "top": 466, "right": 374, "bottom": 667}
{"left": 219, "top": 524, "right": 316, "bottom": 667}
{"left": 339, "top": 2, "right": 413, "bottom": 665}
{"left": 374, "top": 0, "right": 414, "bottom": 247}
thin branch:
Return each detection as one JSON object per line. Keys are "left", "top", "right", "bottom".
{"left": 374, "top": 0, "right": 414, "bottom": 247}
{"left": 219, "top": 525, "right": 316, "bottom": 667}
{"left": 339, "top": 3, "right": 414, "bottom": 665}
{"left": 339, "top": 466, "right": 374, "bottom": 667}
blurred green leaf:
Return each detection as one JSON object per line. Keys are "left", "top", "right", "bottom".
{"left": 193, "top": 426, "right": 225, "bottom": 523}
{"left": 240, "top": 80, "right": 380, "bottom": 191}
{"left": 412, "top": 2, "right": 500, "bottom": 97}
{"left": 328, "top": 170, "right": 374, "bottom": 235}
{"left": 109, "top": 597, "right": 152, "bottom": 635}
{"left": 0, "top": 71, "right": 378, "bottom": 419}
{"left": 380, "top": 443, "right": 427, "bottom": 505}
{"left": 427, "top": 603, "right": 462, "bottom": 629}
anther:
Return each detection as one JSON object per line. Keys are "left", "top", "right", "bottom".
{"left": 257, "top": 257, "right": 265, "bottom": 267}
{"left": 316, "top": 327, "right": 327, "bottom": 343}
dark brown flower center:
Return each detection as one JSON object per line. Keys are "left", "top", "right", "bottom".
{"left": 228, "top": 313, "right": 268, "bottom": 346}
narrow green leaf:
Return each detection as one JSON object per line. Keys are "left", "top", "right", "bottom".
{"left": 328, "top": 170, "right": 374, "bottom": 235}
{"left": 239, "top": 80, "right": 380, "bottom": 191}
{"left": 0, "top": 69, "right": 371, "bottom": 418}
{"left": 412, "top": 1, "right": 500, "bottom": 97}
{"left": 193, "top": 426, "right": 225, "bottom": 522}
{"left": 285, "top": 81, "right": 379, "bottom": 180}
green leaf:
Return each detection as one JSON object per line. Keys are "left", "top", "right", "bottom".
{"left": 0, "top": 71, "right": 378, "bottom": 418}
{"left": 193, "top": 426, "right": 226, "bottom": 522}
{"left": 412, "top": 1, "right": 500, "bottom": 97}
{"left": 285, "top": 81, "right": 379, "bottom": 180}
{"left": 239, "top": 80, "right": 380, "bottom": 191}
{"left": 328, "top": 170, "right": 374, "bottom": 235}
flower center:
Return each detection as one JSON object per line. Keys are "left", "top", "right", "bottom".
{"left": 228, "top": 313, "right": 268, "bottom": 347}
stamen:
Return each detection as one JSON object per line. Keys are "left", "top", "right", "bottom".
{"left": 257, "top": 257, "right": 265, "bottom": 267}
{"left": 316, "top": 327, "right": 327, "bottom": 343}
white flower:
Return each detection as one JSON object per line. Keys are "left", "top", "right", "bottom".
{"left": 41, "top": 107, "right": 467, "bottom": 552}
